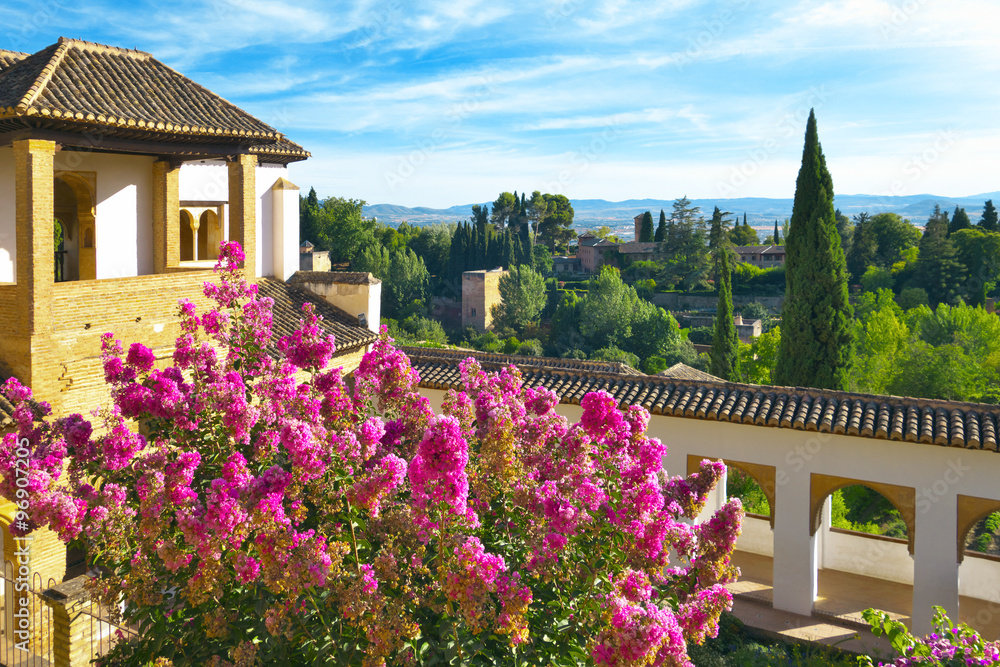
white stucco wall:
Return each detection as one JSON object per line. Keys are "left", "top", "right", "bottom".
{"left": 823, "top": 529, "right": 914, "bottom": 585}
{"left": 52, "top": 152, "right": 155, "bottom": 278}
{"left": 961, "top": 555, "right": 1000, "bottom": 602}
{"left": 0, "top": 148, "right": 14, "bottom": 283}
{"left": 736, "top": 515, "right": 774, "bottom": 556}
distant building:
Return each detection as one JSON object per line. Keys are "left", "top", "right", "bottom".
{"left": 462, "top": 268, "right": 507, "bottom": 332}
{"left": 299, "top": 240, "right": 331, "bottom": 271}
{"left": 552, "top": 256, "right": 581, "bottom": 273}
{"left": 734, "top": 245, "right": 786, "bottom": 268}
{"left": 685, "top": 313, "right": 762, "bottom": 343}
{"left": 576, "top": 233, "right": 657, "bottom": 273}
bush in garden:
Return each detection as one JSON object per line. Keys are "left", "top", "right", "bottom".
{"left": 0, "top": 242, "right": 744, "bottom": 667}
{"left": 861, "top": 607, "right": 1000, "bottom": 666}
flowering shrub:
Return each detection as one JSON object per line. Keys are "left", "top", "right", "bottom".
{"left": 861, "top": 607, "right": 1000, "bottom": 666}
{"left": 0, "top": 242, "right": 743, "bottom": 667}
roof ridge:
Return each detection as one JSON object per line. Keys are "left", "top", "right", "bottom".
{"left": 56, "top": 37, "right": 153, "bottom": 61}
{"left": 16, "top": 39, "right": 70, "bottom": 112}
{"left": 0, "top": 48, "right": 29, "bottom": 57}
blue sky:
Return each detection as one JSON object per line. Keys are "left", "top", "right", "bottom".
{"left": 3, "top": 0, "right": 998, "bottom": 208}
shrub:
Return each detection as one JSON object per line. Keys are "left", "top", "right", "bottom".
{"left": 517, "top": 339, "right": 543, "bottom": 356}
{"left": 590, "top": 346, "right": 640, "bottom": 369}
{"left": 689, "top": 326, "right": 714, "bottom": 345}
{"left": 861, "top": 607, "right": 999, "bottom": 666}
{"left": 897, "top": 286, "right": 929, "bottom": 310}
{"left": 643, "top": 356, "right": 668, "bottom": 375}
{"left": 0, "top": 243, "right": 743, "bottom": 666}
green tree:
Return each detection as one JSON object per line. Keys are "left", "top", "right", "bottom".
{"left": 308, "top": 196, "right": 375, "bottom": 264}
{"left": 708, "top": 206, "right": 732, "bottom": 257}
{"left": 729, "top": 223, "right": 759, "bottom": 247}
{"left": 917, "top": 205, "right": 966, "bottom": 306}
{"left": 628, "top": 302, "right": 684, "bottom": 364}
{"left": 845, "top": 289, "right": 910, "bottom": 395}
{"left": 710, "top": 250, "right": 740, "bottom": 380}
{"left": 299, "top": 187, "right": 321, "bottom": 246}
{"left": 950, "top": 206, "right": 971, "bottom": 235}
{"left": 654, "top": 209, "right": 667, "bottom": 242}
{"left": 951, "top": 228, "right": 1000, "bottom": 306}
{"left": 490, "top": 265, "right": 547, "bottom": 333}
{"left": 526, "top": 191, "right": 549, "bottom": 245}
{"left": 354, "top": 246, "right": 429, "bottom": 318}
{"left": 847, "top": 212, "right": 877, "bottom": 282}
{"left": 835, "top": 208, "right": 853, "bottom": 258}
{"left": 775, "top": 109, "right": 854, "bottom": 390}
{"left": 579, "top": 267, "right": 641, "bottom": 349}
{"left": 408, "top": 223, "right": 452, "bottom": 279}
{"left": 639, "top": 211, "right": 654, "bottom": 242}
{"left": 736, "top": 326, "right": 781, "bottom": 385}
{"left": 490, "top": 192, "right": 518, "bottom": 229}
{"left": 548, "top": 290, "right": 584, "bottom": 354}
{"left": 471, "top": 203, "right": 489, "bottom": 230}
{"left": 980, "top": 200, "right": 998, "bottom": 231}
{"left": 660, "top": 197, "right": 709, "bottom": 291}
{"left": 868, "top": 212, "right": 921, "bottom": 268}
{"left": 537, "top": 194, "right": 576, "bottom": 253}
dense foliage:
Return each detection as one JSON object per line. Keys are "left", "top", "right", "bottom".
{"left": 775, "top": 110, "right": 854, "bottom": 390}
{"left": 1, "top": 243, "right": 744, "bottom": 667}
{"left": 862, "top": 607, "right": 999, "bottom": 666}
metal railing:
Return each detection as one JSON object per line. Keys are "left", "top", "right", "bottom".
{"left": 0, "top": 560, "right": 54, "bottom": 667}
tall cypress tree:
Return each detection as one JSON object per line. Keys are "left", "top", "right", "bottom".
{"left": 654, "top": 209, "right": 667, "bottom": 242}
{"left": 773, "top": 220, "right": 781, "bottom": 244}
{"left": 639, "top": 211, "right": 654, "bottom": 242}
{"left": 710, "top": 249, "right": 740, "bottom": 380}
{"left": 774, "top": 109, "right": 853, "bottom": 390}
{"left": 980, "top": 200, "right": 998, "bottom": 231}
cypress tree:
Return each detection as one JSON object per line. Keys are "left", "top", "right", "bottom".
{"left": 654, "top": 209, "right": 667, "bottom": 242}
{"left": 980, "top": 200, "right": 998, "bottom": 231}
{"left": 469, "top": 223, "right": 481, "bottom": 269}
{"left": 639, "top": 211, "right": 654, "bottom": 242}
{"left": 949, "top": 206, "right": 971, "bottom": 235}
{"left": 773, "top": 220, "right": 780, "bottom": 244}
{"left": 710, "top": 249, "right": 740, "bottom": 380}
{"left": 774, "top": 109, "right": 854, "bottom": 390}
{"left": 743, "top": 212, "right": 748, "bottom": 227}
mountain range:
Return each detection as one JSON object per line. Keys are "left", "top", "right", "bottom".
{"left": 363, "top": 192, "right": 1000, "bottom": 230}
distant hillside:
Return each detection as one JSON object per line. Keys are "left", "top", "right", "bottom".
{"left": 363, "top": 192, "right": 1000, "bottom": 230}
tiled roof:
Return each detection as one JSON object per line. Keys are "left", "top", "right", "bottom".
{"left": 659, "top": 363, "right": 722, "bottom": 382}
{"left": 0, "top": 38, "right": 307, "bottom": 160}
{"left": 402, "top": 346, "right": 644, "bottom": 377}
{"left": 249, "top": 137, "right": 311, "bottom": 163}
{"left": 257, "top": 278, "right": 378, "bottom": 353}
{"left": 404, "top": 348, "right": 1000, "bottom": 452}
{"left": 0, "top": 49, "right": 26, "bottom": 74}
{"left": 618, "top": 242, "right": 658, "bottom": 254}
{"left": 734, "top": 245, "right": 785, "bottom": 254}
{"left": 290, "top": 271, "right": 381, "bottom": 286}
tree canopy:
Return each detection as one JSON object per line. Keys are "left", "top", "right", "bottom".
{"left": 774, "top": 109, "right": 854, "bottom": 390}
{"left": 490, "top": 265, "right": 547, "bottom": 333}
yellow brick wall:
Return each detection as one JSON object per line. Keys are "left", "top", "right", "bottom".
{"left": 228, "top": 155, "right": 257, "bottom": 275}
{"left": 151, "top": 160, "right": 181, "bottom": 274}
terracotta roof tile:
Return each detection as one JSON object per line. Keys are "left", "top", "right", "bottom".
{"left": 256, "top": 278, "right": 377, "bottom": 353}
{"left": 402, "top": 348, "right": 1000, "bottom": 453}
{"left": 290, "top": 270, "right": 381, "bottom": 286}
{"left": 0, "top": 49, "right": 27, "bottom": 74}
{"left": 0, "top": 38, "right": 308, "bottom": 161}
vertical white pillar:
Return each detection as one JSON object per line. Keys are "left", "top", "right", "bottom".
{"left": 772, "top": 468, "right": 817, "bottom": 616}
{"left": 271, "top": 177, "right": 300, "bottom": 281}
{"left": 911, "top": 493, "right": 959, "bottom": 636}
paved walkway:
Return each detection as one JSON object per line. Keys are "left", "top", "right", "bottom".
{"left": 725, "top": 551, "right": 1000, "bottom": 659}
